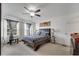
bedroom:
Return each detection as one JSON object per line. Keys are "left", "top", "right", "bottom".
{"left": 1, "top": 3, "right": 79, "bottom": 55}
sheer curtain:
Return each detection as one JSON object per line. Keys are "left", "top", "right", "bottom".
{"left": 26, "top": 23, "right": 31, "bottom": 36}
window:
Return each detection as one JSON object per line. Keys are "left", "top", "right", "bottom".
{"left": 7, "top": 20, "right": 18, "bottom": 36}
{"left": 24, "top": 23, "right": 31, "bottom": 36}
{"left": 27, "top": 23, "right": 31, "bottom": 35}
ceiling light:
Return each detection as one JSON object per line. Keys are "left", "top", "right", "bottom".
{"left": 30, "top": 12, "right": 35, "bottom": 16}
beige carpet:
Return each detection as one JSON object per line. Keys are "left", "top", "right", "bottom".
{"left": 1, "top": 42, "right": 71, "bottom": 55}
{"left": 36, "top": 43, "right": 71, "bottom": 55}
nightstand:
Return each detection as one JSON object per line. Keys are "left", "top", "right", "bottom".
{"left": 8, "top": 37, "right": 19, "bottom": 45}
{"left": 51, "top": 36, "right": 55, "bottom": 44}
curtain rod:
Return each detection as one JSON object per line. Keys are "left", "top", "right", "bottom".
{"left": 6, "top": 19, "right": 19, "bottom": 22}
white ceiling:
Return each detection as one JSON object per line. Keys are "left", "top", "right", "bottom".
{"left": 2, "top": 3, "right": 79, "bottom": 22}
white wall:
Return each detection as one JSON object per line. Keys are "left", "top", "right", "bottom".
{"left": 67, "top": 16, "right": 79, "bottom": 34}
{"left": 35, "top": 16, "right": 67, "bottom": 33}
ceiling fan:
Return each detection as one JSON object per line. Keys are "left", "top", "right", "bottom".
{"left": 23, "top": 7, "right": 41, "bottom": 18}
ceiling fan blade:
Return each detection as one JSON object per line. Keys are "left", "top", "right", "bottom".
{"left": 24, "top": 7, "right": 29, "bottom": 11}
{"left": 35, "top": 14, "right": 41, "bottom": 17}
{"left": 24, "top": 7, "right": 30, "bottom": 13}
{"left": 35, "top": 9, "right": 40, "bottom": 13}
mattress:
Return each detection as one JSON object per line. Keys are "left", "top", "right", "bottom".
{"left": 22, "top": 35, "right": 49, "bottom": 43}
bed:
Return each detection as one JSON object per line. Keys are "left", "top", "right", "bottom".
{"left": 22, "top": 29, "right": 51, "bottom": 51}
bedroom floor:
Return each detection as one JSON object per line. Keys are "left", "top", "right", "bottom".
{"left": 1, "top": 42, "right": 71, "bottom": 55}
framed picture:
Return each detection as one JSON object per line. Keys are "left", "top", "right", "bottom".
{"left": 40, "top": 21, "right": 51, "bottom": 27}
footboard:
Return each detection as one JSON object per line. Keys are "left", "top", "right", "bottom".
{"left": 22, "top": 38, "right": 50, "bottom": 51}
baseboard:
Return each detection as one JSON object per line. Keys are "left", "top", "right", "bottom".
{"left": 51, "top": 42, "right": 69, "bottom": 47}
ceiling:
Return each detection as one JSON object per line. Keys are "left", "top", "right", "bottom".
{"left": 2, "top": 3, "right": 79, "bottom": 22}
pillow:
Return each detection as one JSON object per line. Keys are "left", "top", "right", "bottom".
{"left": 35, "top": 30, "right": 41, "bottom": 35}
{"left": 40, "top": 30, "right": 47, "bottom": 36}
{"left": 75, "top": 38, "right": 79, "bottom": 44}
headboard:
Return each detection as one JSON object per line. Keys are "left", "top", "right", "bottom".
{"left": 39, "top": 28, "right": 51, "bottom": 36}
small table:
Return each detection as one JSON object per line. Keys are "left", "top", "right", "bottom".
{"left": 8, "top": 38, "right": 19, "bottom": 45}
{"left": 14, "top": 38, "right": 19, "bottom": 44}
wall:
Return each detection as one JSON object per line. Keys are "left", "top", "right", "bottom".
{"left": 66, "top": 15, "right": 79, "bottom": 34}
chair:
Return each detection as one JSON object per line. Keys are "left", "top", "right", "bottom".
{"left": 70, "top": 33, "right": 79, "bottom": 55}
